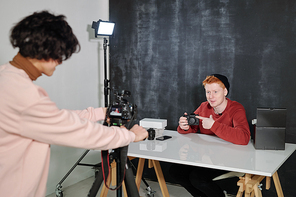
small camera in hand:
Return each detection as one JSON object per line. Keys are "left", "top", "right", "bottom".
{"left": 183, "top": 113, "right": 199, "bottom": 125}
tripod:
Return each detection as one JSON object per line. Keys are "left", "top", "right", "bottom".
{"left": 87, "top": 146, "right": 139, "bottom": 197}
{"left": 55, "top": 34, "right": 154, "bottom": 196}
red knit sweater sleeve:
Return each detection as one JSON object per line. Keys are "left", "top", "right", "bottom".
{"left": 177, "top": 125, "right": 199, "bottom": 134}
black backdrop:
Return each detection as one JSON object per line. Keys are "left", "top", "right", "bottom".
{"left": 109, "top": 1, "right": 296, "bottom": 196}
{"left": 109, "top": 0, "right": 296, "bottom": 143}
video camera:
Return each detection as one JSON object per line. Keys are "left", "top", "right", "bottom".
{"left": 183, "top": 113, "right": 199, "bottom": 125}
{"left": 106, "top": 90, "right": 137, "bottom": 127}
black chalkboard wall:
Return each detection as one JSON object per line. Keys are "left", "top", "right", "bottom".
{"left": 109, "top": 0, "right": 296, "bottom": 143}
{"left": 109, "top": 0, "right": 296, "bottom": 195}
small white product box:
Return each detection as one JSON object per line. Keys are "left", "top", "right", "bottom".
{"left": 139, "top": 118, "right": 167, "bottom": 138}
{"left": 139, "top": 118, "right": 167, "bottom": 129}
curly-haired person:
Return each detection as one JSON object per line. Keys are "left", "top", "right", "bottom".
{"left": 0, "top": 11, "right": 148, "bottom": 197}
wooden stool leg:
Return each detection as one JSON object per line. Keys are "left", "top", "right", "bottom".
{"left": 272, "top": 171, "right": 284, "bottom": 197}
{"left": 237, "top": 177, "right": 245, "bottom": 197}
{"left": 135, "top": 158, "right": 145, "bottom": 191}
{"left": 111, "top": 161, "right": 116, "bottom": 186}
{"left": 100, "top": 161, "right": 116, "bottom": 197}
{"left": 100, "top": 175, "right": 111, "bottom": 197}
{"left": 253, "top": 182, "right": 262, "bottom": 197}
{"left": 244, "top": 174, "right": 252, "bottom": 197}
{"left": 151, "top": 160, "right": 170, "bottom": 197}
{"left": 123, "top": 181, "right": 128, "bottom": 197}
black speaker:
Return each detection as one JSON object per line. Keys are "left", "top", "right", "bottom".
{"left": 254, "top": 108, "right": 287, "bottom": 150}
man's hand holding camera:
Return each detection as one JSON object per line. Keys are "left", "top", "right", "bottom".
{"left": 179, "top": 113, "right": 190, "bottom": 130}
{"left": 179, "top": 113, "right": 215, "bottom": 130}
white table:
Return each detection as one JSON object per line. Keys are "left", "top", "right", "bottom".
{"left": 128, "top": 130, "right": 296, "bottom": 197}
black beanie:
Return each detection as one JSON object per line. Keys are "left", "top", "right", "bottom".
{"left": 212, "top": 74, "right": 230, "bottom": 95}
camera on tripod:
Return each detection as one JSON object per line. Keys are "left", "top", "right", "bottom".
{"left": 183, "top": 113, "right": 199, "bottom": 125}
{"left": 106, "top": 90, "right": 137, "bottom": 127}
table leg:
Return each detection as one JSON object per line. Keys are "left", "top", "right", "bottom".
{"left": 132, "top": 158, "right": 170, "bottom": 197}
{"left": 266, "top": 176, "right": 271, "bottom": 190}
{"left": 151, "top": 160, "right": 170, "bottom": 197}
{"left": 272, "top": 171, "right": 284, "bottom": 197}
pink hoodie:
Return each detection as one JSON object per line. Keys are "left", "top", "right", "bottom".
{"left": 0, "top": 63, "right": 135, "bottom": 197}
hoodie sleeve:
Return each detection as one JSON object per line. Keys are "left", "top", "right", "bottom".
{"left": 19, "top": 97, "right": 135, "bottom": 150}
{"left": 70, "top": 107, "right": 106, "bottom": 122}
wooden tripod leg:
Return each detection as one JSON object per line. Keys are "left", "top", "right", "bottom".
{"left": 272, "top": 171, "right": 284, "bottom": 197}
{"left": 151, "top": 160, "right": 170, "bottom": 197}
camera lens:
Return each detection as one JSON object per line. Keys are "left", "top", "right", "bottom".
{"left": 147, "top": 128, "right": 155, "bottom": 140}
{"left": 188, "top": 117, "right": 196, "bottom": 125}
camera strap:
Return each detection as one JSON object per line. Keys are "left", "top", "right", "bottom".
{"left": 101, "top": 146, "right": 129, "bottom": 191}
{"left": 101, "top": 150, "right": 110, "bottom": 185}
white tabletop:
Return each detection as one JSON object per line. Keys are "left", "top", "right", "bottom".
{"left": 127, "top": 130, "right": 296, "bottom": 177}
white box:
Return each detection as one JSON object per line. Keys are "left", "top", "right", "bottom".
{"left": 139, "top": 118, "right": 167, "bottom": 129}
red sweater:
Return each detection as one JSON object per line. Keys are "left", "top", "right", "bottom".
{"left": 178, "top": 99, "right": 250, "bottom": 145}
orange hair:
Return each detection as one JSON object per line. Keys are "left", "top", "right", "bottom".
{"left": 202, "top": 75, "right": 225, "bottom": 89}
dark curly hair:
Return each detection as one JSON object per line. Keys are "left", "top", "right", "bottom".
{"left": 10, "top": 10, "right": 80, "bottom": 63}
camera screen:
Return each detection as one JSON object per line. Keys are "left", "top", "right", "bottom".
{"left": 110, "top": 106, "right": 122, "bottom": 117}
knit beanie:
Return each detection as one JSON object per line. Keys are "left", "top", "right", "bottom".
{"left": 212, "top": 74, "right": 230, "bottom": 95}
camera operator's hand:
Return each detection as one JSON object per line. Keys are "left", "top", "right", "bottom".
{"left": 196, "top": 115, "right": 215, "bottom": 129}
{"left": 179, "top": 112, "right": 190, "bottom": 131}
{"left": 129, "top": 124, "right": 148, "bottom": 142}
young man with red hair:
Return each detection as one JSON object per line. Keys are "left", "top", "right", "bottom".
{"left": 170, "top": 74, "right": 250, "bottom": 197}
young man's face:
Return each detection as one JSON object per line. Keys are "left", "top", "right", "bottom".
{"left": 204, "top": 83, "right": 227, "bottom": 108}
{"left": 39, "top": 59, "right": 60, "bottom": 76}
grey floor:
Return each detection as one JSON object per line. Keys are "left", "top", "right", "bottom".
{"left": 46, "top": 176, "right": 192, "bottom": 197}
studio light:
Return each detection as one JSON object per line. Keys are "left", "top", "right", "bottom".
{"left": 91, "top": 19, "right": 115, "bottom": 107}
{"left": 92, "top": 20, "right": 115, "bottom": 37}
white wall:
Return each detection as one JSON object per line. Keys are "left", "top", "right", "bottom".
{"left": 0, "top": 0, "right": 109, "bottom": 195}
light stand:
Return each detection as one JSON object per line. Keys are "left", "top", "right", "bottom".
{"left": 88, "top": 19, "right": 140, "bottom": 197}
{"left": 103, "top": 37, "right": 109, "bottom": 107}
{"left": 55, "top": 20, "right": 116, "bottom": 197}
